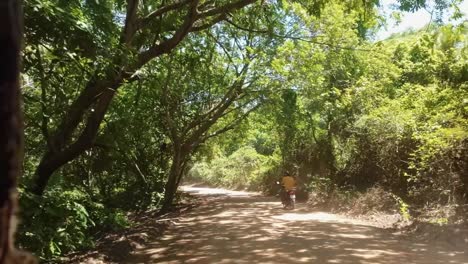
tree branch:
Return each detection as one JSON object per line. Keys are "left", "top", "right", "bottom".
{"left": 225, "top": 19, "right": 374, "bottom": 52}
{"left": 190, "top": 14, "right": 227, "bottom": 32}
{"left": 137, "top": 0, "right": 193, "bottom": 29}
{"left": 197, "top": 101, "right": 261, "bottom": 144}
{"left": 182, "top": 77, "right": 244, "bottom": 135}
{"left": 163, "top": 82, "right": 179, "bottom": 142}
{"left": 216, "top": 94, "right": 253, "bottom": 119}
{"left": 137, "top": 0, "right": 199, "bottom": 67}
{"left": 184, "top": 79, "right": 244, "bottom": 145}
{"left": 198, "top": 0, "right": 258, "bottom": 18}
{"left": 35, "top": 47, "right": 54, "bottom": 151}
{"left": 207, "top": 32, "right": 236, "bottom": 69}
{"left": 121, "top": 0, "right": 140, "bottom": 45}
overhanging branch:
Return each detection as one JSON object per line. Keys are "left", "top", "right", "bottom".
{"left": 225, "top": 19, "right": 374, "bottom": 52}
{"left": 137, "top": 0, "right": 199, "bottom": 67}
{"left": 198, "top": 0, "right": 258, "bottom": 18}
{"left": 137, "top": 0, "right": 193, "bottom": 30}
{"left": 191, "top": 14, "right": 227, "bottom": 32}
{"left": 198, "top": 101, "right": 261, "bottom": 144}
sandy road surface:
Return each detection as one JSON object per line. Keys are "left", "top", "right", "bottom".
{"left": 129, "top": 187, "right": 468, "bottom": 264}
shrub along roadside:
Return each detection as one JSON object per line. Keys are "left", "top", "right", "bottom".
{"left": 187, "top": 146, "right": 279, "bottom": 191}
{"left": 17, "top": 188, "right": 129, "bottom": 261}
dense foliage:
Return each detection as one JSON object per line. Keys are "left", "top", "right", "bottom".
{"left": 196, "top": 13, "right": 468, "bottom": 210}
{"left": 17, "top": 0, "right": 466, "bottom": 261}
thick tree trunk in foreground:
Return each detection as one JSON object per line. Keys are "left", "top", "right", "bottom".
{"left": 0, "top": 0, "right": 36, "bottom": 262}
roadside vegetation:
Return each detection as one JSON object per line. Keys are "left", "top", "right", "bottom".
{"left": 10, "top": 0, "right": 467, "bottom": 261}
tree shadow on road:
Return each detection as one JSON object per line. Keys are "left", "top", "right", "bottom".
{"left": 128, "top": 189, "right": 468, "bottom": 264}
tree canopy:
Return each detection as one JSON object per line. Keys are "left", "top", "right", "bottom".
{"left": 8, "top": 0, "right": 467, "bottom": 261}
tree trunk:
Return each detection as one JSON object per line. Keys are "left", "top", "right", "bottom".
{"left": 0, "top": 0, "right": 36, "bottom": 262}
{"left": 160, "top": 146, "right": 186, "bottom": 213}
{"left": 31, "top": 89, "right": 117, "bottom": 195}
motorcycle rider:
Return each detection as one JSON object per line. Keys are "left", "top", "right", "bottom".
{"left": 280, "top": 171, "right": 297, "bottom": 205}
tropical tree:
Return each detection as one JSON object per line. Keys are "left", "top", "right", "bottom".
{"left": 25, "top": 0, "right": 261, "bottom": 195}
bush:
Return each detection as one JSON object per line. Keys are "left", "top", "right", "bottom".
{"left": 351, "top": 186, "right": 399, "bottom": 215}
{"left": 188, "top": 146, "right": 277, "bottom": 190}
{"left": 17, "top": 188, "right": 128, "bottom": 261}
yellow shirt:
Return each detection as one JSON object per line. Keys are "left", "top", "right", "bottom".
{"left": 281, "top": 176, "right": 296, "bottom": 191}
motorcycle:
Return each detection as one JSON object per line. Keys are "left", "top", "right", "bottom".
{"left": 276, "top": 181, "right": 296, "bottom": 210}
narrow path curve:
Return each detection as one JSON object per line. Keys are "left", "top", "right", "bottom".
{"left": 129, "top": 187, "right": 468, "bottom": 264}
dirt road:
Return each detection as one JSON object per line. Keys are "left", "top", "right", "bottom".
{"left": 129, "top": 187, "right": 468, "bottom": 264}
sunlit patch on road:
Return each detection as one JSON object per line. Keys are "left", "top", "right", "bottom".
{"left": 272, "top": 212, "right": 344, "bottom": 222}
{"left": 129, "top": 187, "right": 468, "bottom": 264}
{"left": 180, "top": 186, "right": 260, "bottom": 196}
